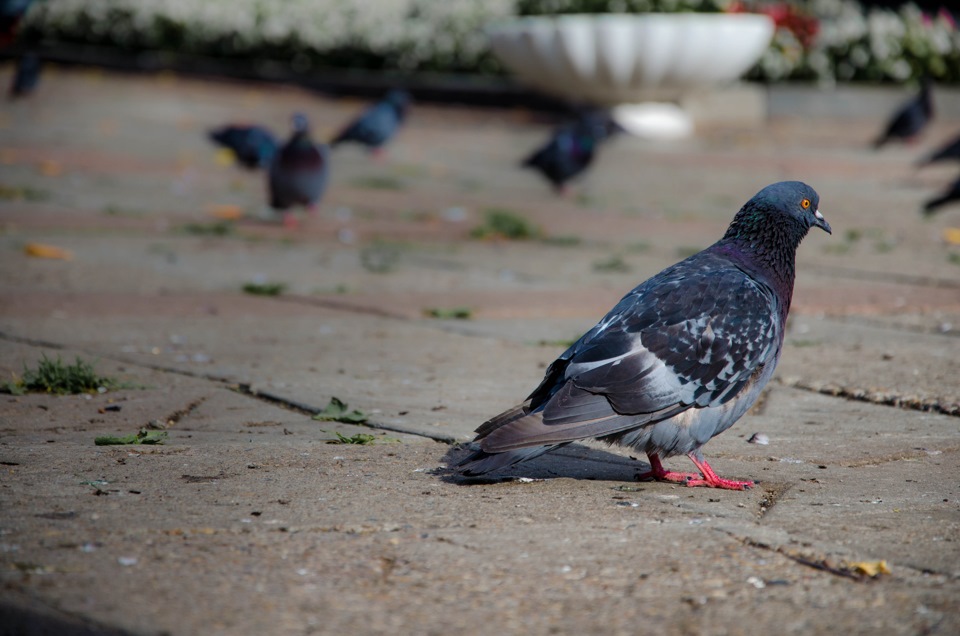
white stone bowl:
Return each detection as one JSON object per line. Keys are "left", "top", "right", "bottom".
{"left": 488, "top": 13, "right": 775, "bottom": 105}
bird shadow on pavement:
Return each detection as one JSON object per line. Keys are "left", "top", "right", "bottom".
{"left": 437, "top": 442, "right": 652, "bottom": 485}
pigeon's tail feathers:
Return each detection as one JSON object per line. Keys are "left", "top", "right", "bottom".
{"left": 457, "top": 445, "right": 558, "bottom": 476}
{"left": 923, "top": 195, "right": 948, "bottom": 216}
{"left": 872, "top": 134, "right": 888, "bottom": 150}
{"left": 473, "top": 401, "right": 534, "bottom": 439}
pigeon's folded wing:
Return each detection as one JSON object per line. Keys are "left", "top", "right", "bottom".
{"left": 478, "top": 263, "right": 782, "bottom": 452}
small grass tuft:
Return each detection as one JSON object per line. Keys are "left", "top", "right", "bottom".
{"left": 0, "top": 184, "right": 49, "bottom": 202}
{"left": 471, "top": 208, "right": 540, "bottom": 240}
{"left": 328, "top": 431, "right": 377, "bottom": 445}
{"left": 350, "top": 175, "right": 406, "bottom": 191}
{"left": 242, "top": 282, "right": 286, "bottom": 296}
{"left": 95, "top": 429, "right": 168, "bottom": 446}
{"left": 3, "top": 354, "right": 123, "bottom": 395}
{"left": 180, "top": 221, "right": 235, "bottom": 236}
{"left": 948, "top": 252, "right": 960, "bottom": 266}
{"left": 593, "top": 255, "right": 631, "bottom": 273}
{"left": 424, "top": 306, "right": 473, "bottom": 320}
{"left": 313, "top": 397, "right": 369, "bottom": 424}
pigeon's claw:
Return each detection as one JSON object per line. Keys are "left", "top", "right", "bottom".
{"left": 636, "top": 453, "right": 701, "bottom": 484}
{"left": 282, "top": 212, "right": 299, "bottom": 229}
{"left": 686, "top": 454, "right": 754, "bottom": 491}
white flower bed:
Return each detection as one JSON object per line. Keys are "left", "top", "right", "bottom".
{"left": 22, "top": 0, "right": 960, "bottom": 82}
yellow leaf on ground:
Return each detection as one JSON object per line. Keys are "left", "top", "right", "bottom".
{"left": 25, "top": 243, "right": 73, "bottom": 260}
{"left": 848, "top": 560, "right": 891, "bottom": 577}
{"left": 207, "top": 204, "right": 244, "bottom": 220}
{"left": 38, "top": 160, "right": 62, "bottom": 177}
{"left": 214, "top": 148, "right": 237, "bottom": 167}
{"left": 943, "top": 227, "right": 960, "bottom": 245}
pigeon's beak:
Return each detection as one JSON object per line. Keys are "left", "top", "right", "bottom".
{"left": 813, "top": 209, "right": 832, "bottom": 234}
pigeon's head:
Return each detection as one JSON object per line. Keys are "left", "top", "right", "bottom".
{"left": 290, "top": 113, "right": 311, "bottom": 133}
{"left": 727, "top": 181, "right": 831, "bottom": 246}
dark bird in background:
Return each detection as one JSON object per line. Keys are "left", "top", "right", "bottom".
{"left": 915, "top": 132, "right": 960, "bottom": 167}
{"left": 208, "top": 124, "right": 278, "bottom": 170}
{"left": 268, "top": 113, "right": 330, "bottom": 228}
{"left": 873, "top": 77, "right": 933, "bottom": 149}
{"left": 522, "top": 111, "right": 624, "bottom": 195}
{"left": 0, "top": 0, "right": 33, "bottom": 47}
{"left": 458, "top": 182, "right": 832, "bottom": 490}
{"left": 921, "top": 174, "right": 960, "bottom": 216}
{"left": 8, "top": 49, "right": 39, "bottom": 97}
{"left": 330, "top": 89, "right": 410, "bottom": 156}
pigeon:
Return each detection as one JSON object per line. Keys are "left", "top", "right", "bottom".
{"left": 8, "top": 50, "right": 39, "bottom": 97}
{"left": 0, "top": 0, "right": 32, "bottom": 47}
{"left": 458, "top": 181, "right": 831, "bottom": 490}
{"left": 208, "top": 124, "right": 278, "bottom": 170}
{"left": 268, "top": 113, "right": 330, "bottom": 228}
{"left": 873, "top": 77, "right": 933, "bottom": 149}
{"left": 522, "top": 111, "right": 624, "bottom": 194}
{"left": 330, "top": 89, "right": 410, "bottom": 155}
{"left": 915, "top": 132, "right": 960, "bottom": 167}
{"left": 922, "top": 174, "right": 960, "bottom": 216}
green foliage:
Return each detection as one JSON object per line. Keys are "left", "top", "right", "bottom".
{"left": 424, "top": 306, "right": 473, "bottom": 320}
{"left": 471, "top": 209, "right": 541, "bottom": 240}
{"left": 180, "top": 221, "right": 235, "bottom": 236}
{"left": 95, "top": 429, "right": 168, "bottom": 446}
{"left": 593, "top": 254, "right": 631, "bottom": 272}
{"left": 313, "top": 397, "right": 369, "bottom": 424}
{"left": 0, "top": 185, "right": 49, "bottom": 201}
{"left": 328, "top": 431, "right": 378, "bottom": 445}
{"left": 242, "top": 281, "right": 287, "bottom": 296}
{"left": 350, "top": 175, "right": 406, "bottom": 191}
{"left": 3, "top": 354, "right": 121, "bottom": 395}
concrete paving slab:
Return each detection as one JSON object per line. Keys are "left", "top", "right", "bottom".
{"left": 1, "top": 65, "right": 959, "bottom": 635}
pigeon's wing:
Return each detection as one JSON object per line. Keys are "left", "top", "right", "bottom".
{"left": 332, "top": 103, "right": 396, "bottom": 147}
{"left": 477, "top": 255, "right": 783, "bottom": 452}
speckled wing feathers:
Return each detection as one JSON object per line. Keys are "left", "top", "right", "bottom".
{"left": 472, "top": 249, "right": 782, "bottom": 454}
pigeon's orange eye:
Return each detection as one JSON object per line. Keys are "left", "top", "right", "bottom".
{"left": 801, "top": 198, "right": 811, "bottom": 209}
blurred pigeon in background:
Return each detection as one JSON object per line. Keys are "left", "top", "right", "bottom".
{"left": 208, "top": 124, "right": 278, "bottom": 170}
{"left": 459, "top": 181, "right": 831, "bottom": 490}
{"left": 873, "top": 77, "right": 933, "bottom": 149}
{"left": 0, "top": 0, "right": 32, "bottom": 47}
{"left": 922, "top": 174, "right": 960, "bottom": 216}
{"left": 915, "top": 132, "right": 960, "bottom": 167}
{"left": 522, "top": 111, "right": 624, "bottom": 195}
{"left": 8, "top": 49, "right": 39, "bottom": 97}
{"left": 268, "top": 113, "right": 329, "bottom": 228}
{"left": 330, "top": 89, "right": 410, "bottom": 156}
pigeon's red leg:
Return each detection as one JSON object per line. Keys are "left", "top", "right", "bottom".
{"left": 282, "top": 212, "right": 299, "bottom": 229}
{"left": 636, "top": 453, "right": 701, "bottom": 484}
{"left": 684, "top": 453, "right": 754, "bottom": 490}
{"left": 370, "top": 147, "right": 386, "bottom": 162}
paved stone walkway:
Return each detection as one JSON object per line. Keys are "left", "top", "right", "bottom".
{"left": 0, "top": 66, "right": 958, "bottom": 635}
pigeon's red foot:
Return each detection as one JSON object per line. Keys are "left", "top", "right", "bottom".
{"left": 686, "top": 454, "right": 754, "bottom": 491}
{"left": 636, "top": 453, "right": 701, "bottom": 484}
{"left": 637, "top": 453, "right": 753, "bottom": 490}
{"left": 282, "top": 212, "right": 299, "bottom": 229}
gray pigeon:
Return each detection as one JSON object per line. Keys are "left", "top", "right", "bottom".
{"left": 268, "top": 113, "right": 330, "bottom": 228}
{"left": 459, "top": 181, "right": 831, "bottom": 490}
{"left": 330, "top": 90, "right": 410, "bottom": 156}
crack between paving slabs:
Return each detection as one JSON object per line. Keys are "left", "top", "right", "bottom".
{"left": 775, "top": 376, "right": 960, "bottom": 417}
{"left": 717, "top": 528, "right": 882, "bottom": 582}
{"left": 0, "top": 329, "right": 457, "bottom": 444}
